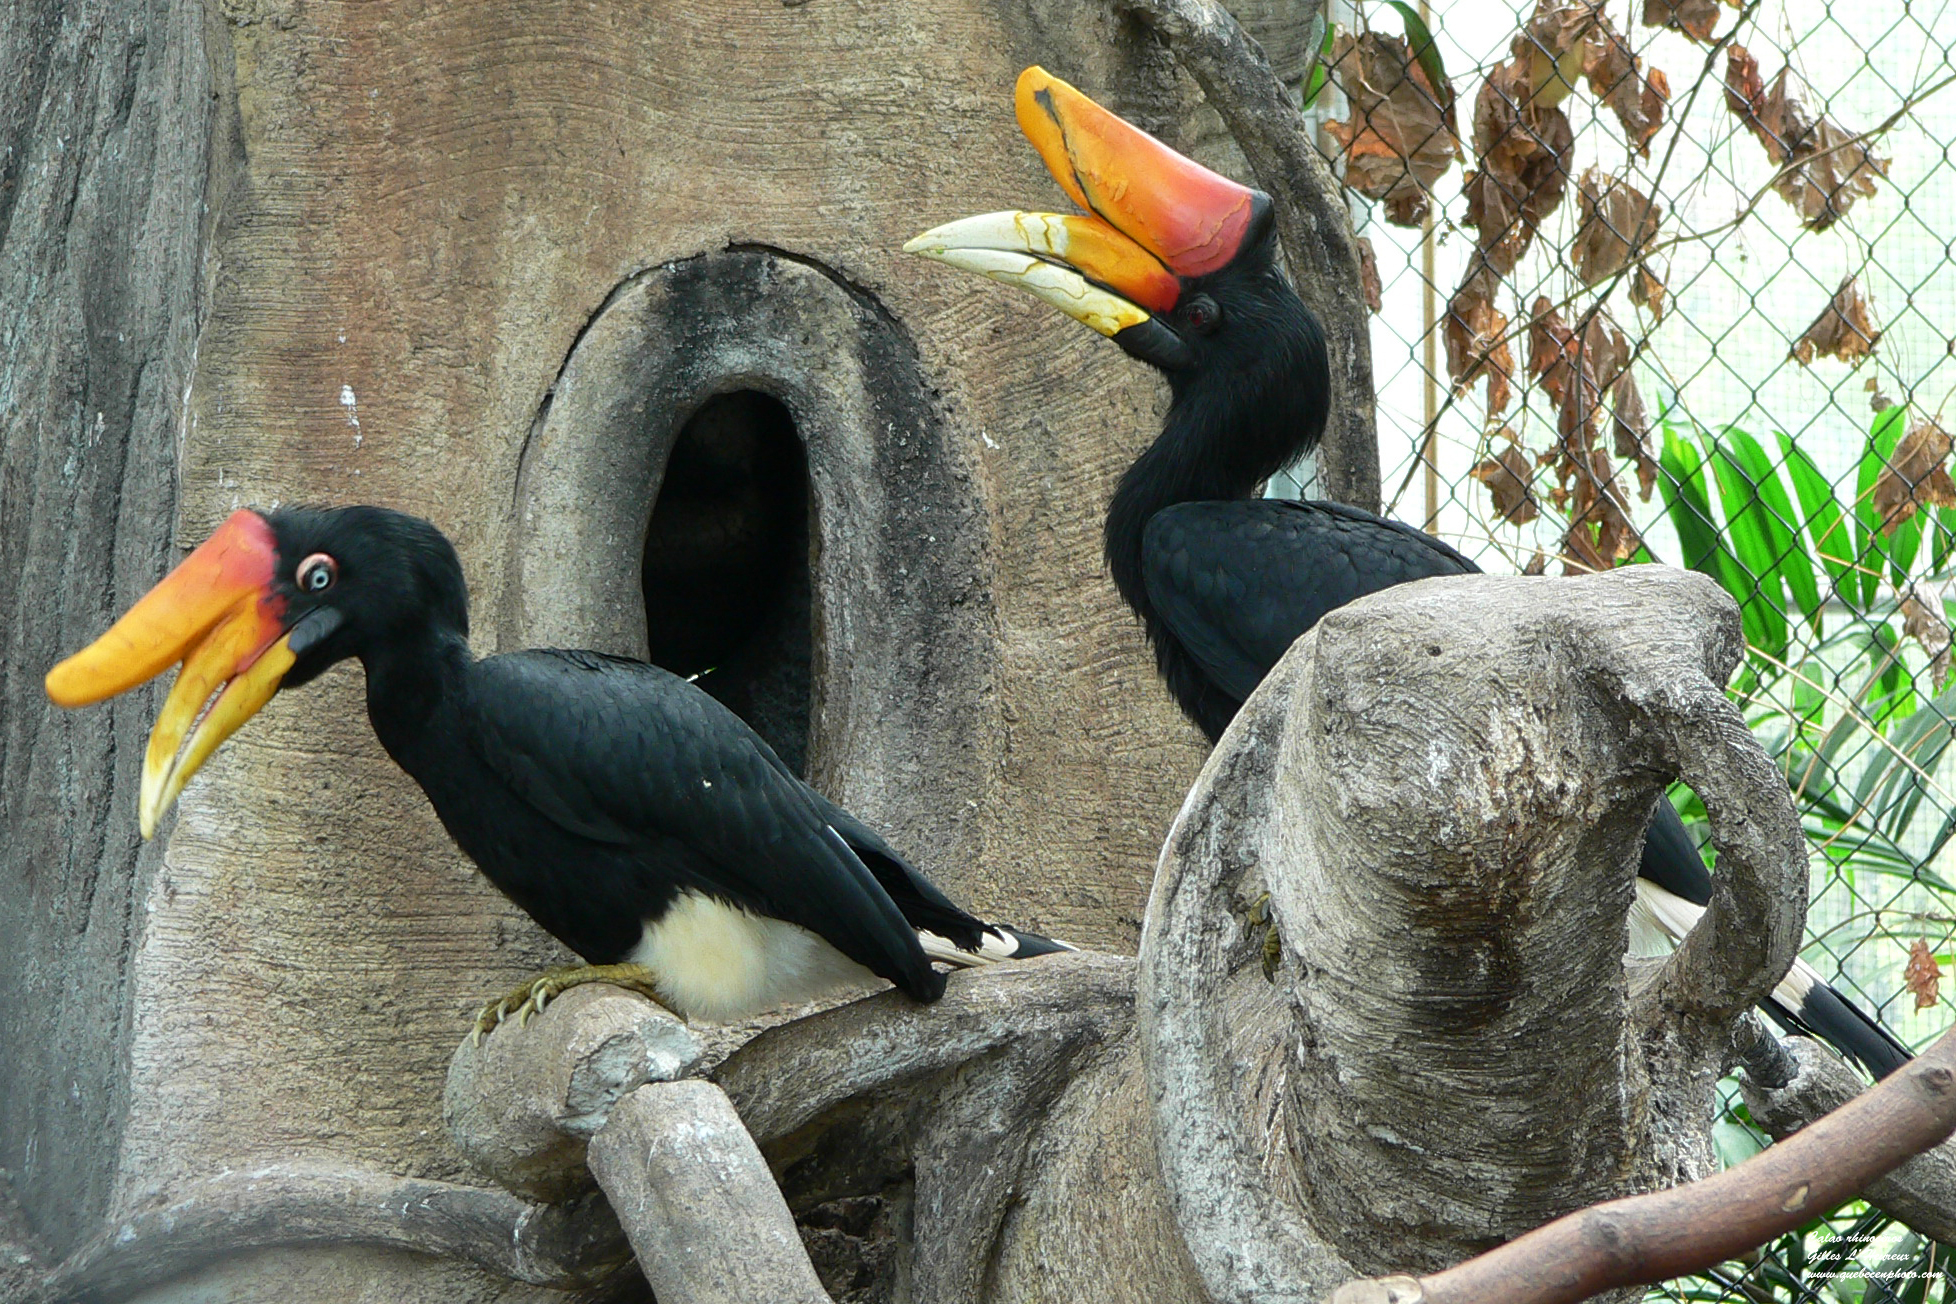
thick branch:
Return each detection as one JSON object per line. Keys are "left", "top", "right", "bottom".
{"left": 1742, "top": 1036, "right": 1956, "bottom": 1243}
{"left": 1112, "top": 0, "right": 1381, "bottom": 511}
{"left": 1330, "top": 1029, "right": 1956, "bottom": 1304}
{"left": 587, "top": 1079, "right": 836, "bottom": 1304}
{"left": 1138, "top": 667, "right": 1359, "bottom": 1304}
{"left": 29, "top": 1166, "right": 631, "bottom": 1304}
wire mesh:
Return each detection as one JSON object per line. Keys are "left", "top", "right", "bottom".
{"left": 1292, "top": 0, "right": 1956, "bottom": 1295}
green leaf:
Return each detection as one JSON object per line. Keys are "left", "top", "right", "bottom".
{"left": 1661, "top": 427, "right": 1770, "bottom": 647}
{"left": 1779, "top": 433, "right": 1859, "bottom": 607}
{"left": 1705, "top": 441, "right": 1792, "bottom": 657}
{"left": 1301, "top": 20, "right": 1337, "bottom": 110}
{"left": 1722, "top": 427, "right": 1825, "bottom": 631}
{"left": 1381, "top": 0, "right": 1448, "bottom": 102}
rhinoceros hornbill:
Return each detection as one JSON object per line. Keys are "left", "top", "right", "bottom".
{"left": 906, "top": 66, "right": 1908, "bottom": 1078}
{"left": 46, "top": 505, "right": 1065, "bottom": 1036}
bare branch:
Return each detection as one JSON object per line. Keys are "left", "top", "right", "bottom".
{"left": 30, "top": 1166, "right": 632, "bottom": 1304}
{"left": 1110, "top": 0, "right": 1382, "bottom": 512}
{"left": 1742, "top": 1036, "right": 1956, "bottom": 1243}
{"left": 587, "top": 1079, "right": 838, "bottom": 1304}
{"left": 1329, "top": 1027, "right": 1956, "bottom": 1304}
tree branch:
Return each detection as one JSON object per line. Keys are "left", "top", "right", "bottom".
{"left": 1111, "top": 0, "right": 1382, "bottom": 511}
{"left": 1742, "top": 1036, "right": 1956, "bottom": 1243}
{"left": 29, "top": 1166, "right": 632, "bottom": 1304}
{"left": 1329, "top": 1028, "right": 1956, "bottom": 1304}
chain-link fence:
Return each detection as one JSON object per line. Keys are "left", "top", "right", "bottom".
{"left": 1294, "top": 0, "right": 1956, "bottom": 1295}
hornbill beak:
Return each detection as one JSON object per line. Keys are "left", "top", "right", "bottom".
{"left": 903, "top": 66, "right": 1267, "bottom": 365}
{"left": 45, "top": 509, "right": 301, "bottom": 839}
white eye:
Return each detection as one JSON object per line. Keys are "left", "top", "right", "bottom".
{"left": 296, "top": 553, "right": 337, "bottom": 594}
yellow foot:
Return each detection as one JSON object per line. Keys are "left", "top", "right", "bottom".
{"left": 1242, "top": 893, "right": 1283, "bottom": 983}
{"left": 470, "top": 962, "right": 667, "bottom": 1044}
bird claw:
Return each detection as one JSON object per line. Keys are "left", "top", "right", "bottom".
{"left": 468, "top": 963, "right": 667, "bottom": 1043}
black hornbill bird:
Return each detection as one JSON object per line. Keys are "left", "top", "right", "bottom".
{"left": 907, "top": 66, "right": 1909, "bottom": 1078}
{"left": 46, "top": 505, "right": 1064, "bottom": 1034}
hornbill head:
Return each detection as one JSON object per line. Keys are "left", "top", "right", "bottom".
{"left": 46, "top": 505, "right": 464, "bottom": 837}
{"left": 905, "top": 66, "right": 1289, "bottom": 381}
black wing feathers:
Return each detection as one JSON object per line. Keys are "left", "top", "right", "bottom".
{"left": 1141, "top": 499, "right": 1480, "bottom": 704}
{"left": 458, "top": 650, "right": 942, "bottom": 999}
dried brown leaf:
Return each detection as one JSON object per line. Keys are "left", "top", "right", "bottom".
{"left": 1791, "top": 276, "right": 1881, "bottom": 367}
{"left": 1464, "top": 61, "right": 1575, "bottom": 275}
{"left": 1444, "top": 271, "right": 1516, "bottom": 414}
{"left": 1356, "top": 236, "right": 1383, "bottom": 314}
{"left": 1473, "top": 442, "right": 1541, "bottom": 525}
{"left": 1725, "top": 46, "right": 1890, "bottom": 229}
{"left": 1902, "top": 583, "right": 1953, "bottom": 692}
{"left": 1571, "top": 167, "right": 1664, "bottom": 285}
{"left": 1873, "top": 419, "right": 1956, "bottom": 535}
{"left": 1561, "top": 449, "right": 1644, "bottom": 572}
{"left": 1522, "top": 550, "right": 1549, "bottom": 576}
{"left": 1527, "top": 296, "right": 1577, "bottom": 404}
{"left": 1631, "top": 262, "right": 1667, "bottom": 320}
{"left": 1581, "top": 18, "right": 1669, "bottom": 151}
{"left": 1642, "top": 0, "right": 1728, "bottom": 42}
{"left": 1906, "top": 938, "right": 1941, "bottom": 1011}
{"left": 1326, "top": 32, "right": 1462, "bottom": 226}
{"left": 1612, "top": 367, "right": 1657, "bottom": 502}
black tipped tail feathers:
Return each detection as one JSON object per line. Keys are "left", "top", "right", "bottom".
{"left": 1775, "top": 967, "right": 1914, "bottom": 1080}
{"left": 917, "top": 924, "right": 1077, "bottom": 969}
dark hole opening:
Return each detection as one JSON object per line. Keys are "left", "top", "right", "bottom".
{"left": 643, "top": 391, "right": 813, "bottom": 774}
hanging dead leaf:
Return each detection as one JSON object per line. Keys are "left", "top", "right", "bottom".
{"left": 1527, "top": 296, "right": 1577, "bottom": 404}
{"left": 1631, "top": 262, "right": 1667, "bottom": 320}
{"left": 1356, "top": 236, "right": 1383, "bottom": 314}
{"left": 1464, "top": 60, "right": 1575, "bottom": 275}
{"left": 1473, "top": 442, "right": 1541, "bottom": 525}
{"left": 1559, "top": 449, "right": 1644, "bottom": 573}
{"left": 1571, "top": 168, "right": 1664, "bottom": 285}
{"left": 1326, "top": 31, "right": 1462, "bottom": 226}
{"left": 1872, "top": 419, "right": 1956, "bottom": 535}
{"left": 1581, "top": 16, "right": 1670, "bottom": 152}
{"left": 1791, "top": 276, "right": 1881, "bottom": 367}
{"left": 1612, "top": 367, "right": 1658, "bottom": 501}
{"left": 1523, "top": 550, "right": 1549, "bottom": 576}
{"left": 1642, "top": 0, "right": 1727, "bottom": 42}
{"left": 1444, "top": 271, "right": 1516, "bottom": 414}
{"left": 1906, "top": 939, "right": 1941, "bottom": 1011}
{"left": 1902, "top": 583, "right": 1953, "bottom": 692}
{"left": 1725, "top": 46, "right": 1889, "bottom": 229}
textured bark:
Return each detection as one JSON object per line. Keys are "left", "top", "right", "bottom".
{"left": 587, "top": 1081, "right": 837, "bottom": 1304}
{"left": 1139, "top": 567, "right": 1802, "bottom": 1301}
{"left": 0, "top": 0, "right": 212, "bottom": 1257}
{"left": 1332, "top": 1029, "right": 1956, "bottom": 1304}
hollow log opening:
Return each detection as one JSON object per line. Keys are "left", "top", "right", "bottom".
{"left": 642, "top": 390, "right": 814, "bottom": 774}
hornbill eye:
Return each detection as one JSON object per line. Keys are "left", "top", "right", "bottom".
{"left": 297, "top": 553, "right": 338, "bottom": 594}
{"left": 1182, "top": 295, "right": 1221, "bottom": 335}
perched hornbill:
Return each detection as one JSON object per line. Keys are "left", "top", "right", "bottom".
{"left": 46, "top": 505, "right": 1065, "bottom": 1034}
{"left": 907, "top": 66, "right": 1909, "bottom": 1078}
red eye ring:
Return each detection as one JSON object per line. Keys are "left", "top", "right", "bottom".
{"left": 296, "top": 553, "right": 337, "bottom": 594}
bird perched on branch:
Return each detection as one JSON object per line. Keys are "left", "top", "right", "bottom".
{"left": 46, "top": 505, "right": 1065, "bottom": 1036}
{"left": 906, "top": 66, "right": 1908, "bottom": 1078}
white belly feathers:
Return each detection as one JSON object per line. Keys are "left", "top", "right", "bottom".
{"left": 626, "top": 889, "right": 880, "bottom": 1023}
